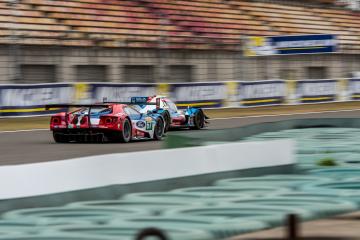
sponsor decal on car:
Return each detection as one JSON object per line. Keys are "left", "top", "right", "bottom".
{"left": 136, "top": 121, "right": 146, "bottom": 128}
{"left": 146, "top": 122, "right": 153, "bottom": 130}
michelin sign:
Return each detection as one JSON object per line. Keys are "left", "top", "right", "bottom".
{"left": 3, "top": 78, "right": 360, "bottom": 117}
{"left": 244, "top": 34, "right": 337, "bottom": 56}
{"left": 296, "top": 80, "right": 338, "bottom": 103}
{"left": 0, "top": 84, "right": 73, "bottom": 116}
{"left": 238, "top": 81, "right": 286, "bottom": 106}
{"left": 170, "top": 83, "right": 226, "bottom": 108}
{"left": 91, "top": 83, "right": 156, "bottom": 103}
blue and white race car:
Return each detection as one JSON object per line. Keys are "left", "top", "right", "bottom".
{"left": 133, "top": 96, "right": 209, "bottom": 132}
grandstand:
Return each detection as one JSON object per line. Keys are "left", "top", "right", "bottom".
{"left": 0, "top": 0, "right": 359, "bottom": 83}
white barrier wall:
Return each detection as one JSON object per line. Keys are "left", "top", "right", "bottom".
{"left": 0, "top": 140, "right": 294, "bottom": 200}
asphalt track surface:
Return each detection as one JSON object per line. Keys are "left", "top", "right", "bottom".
{"left": 1, "top": 110, "right": 360, "bottom": 166}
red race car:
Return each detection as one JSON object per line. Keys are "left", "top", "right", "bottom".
{"left": 46, "top": 98, "right": 165, "bottom": 143}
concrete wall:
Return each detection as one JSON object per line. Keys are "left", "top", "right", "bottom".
{"left": 0, "top": 46, "right": 359, "bottom": 84}
{"left": 0, "top": 140, "right": 294, "bottom": 212}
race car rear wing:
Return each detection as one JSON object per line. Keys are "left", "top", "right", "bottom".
{"left": 103, "top": 97, "right": 161, "bottom": 109}
{"left": 45, "top": 97, "right": 160, "bottom": 111}
{"left": 45, "top": 104, "right": 111, "bottom": 110}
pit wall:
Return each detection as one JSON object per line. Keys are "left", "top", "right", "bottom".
{"left": 1, "top": 78, "right": 360, "bottom": 117}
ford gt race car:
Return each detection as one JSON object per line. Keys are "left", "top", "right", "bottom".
{"left": 46, "top": 98, "right": 165, "bottom": 143}
{"left": 133, "top": 96, "right": 209, "bottom": 132}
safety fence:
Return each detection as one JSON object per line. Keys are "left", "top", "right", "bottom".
{"left": 0, "top": 78, "right": 359, "bottom": 117}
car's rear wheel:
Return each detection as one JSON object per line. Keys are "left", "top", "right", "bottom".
{"left": 118, "top": 118, "right": 132, "bottom": 143}
{"left": 153, "top": 118, "right": 165, "bottom": 140}
{"left": 191, "top": 110, "right": 205, "bottom": 130}
{"left": 162, "top": 110, "right": 171, "bottom": 132}
{"left": 53, "top": 132, "right": 68, "bottom": 143}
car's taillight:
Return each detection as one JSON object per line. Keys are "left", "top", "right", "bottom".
{"left": 51, "top": 116, "right": 62, "bottom": 125}
{"left": 99, "top": 116, "right": 118, "bottom": 126}
{"left": 50, "top": 116, "right": 65, "bottom": 129}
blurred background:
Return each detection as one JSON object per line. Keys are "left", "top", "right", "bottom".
{"left": 0, "top": 0, "right": 359, "bottom": 84}
{"left": 0, "top": 1, "right": 360, "bottom": 240}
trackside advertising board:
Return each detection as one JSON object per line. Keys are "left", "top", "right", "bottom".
{"left": 91, "top": 83, "right": 157, "bottom": 103}
{"left": 0, "top": 79, "right": 358, "bottom": 117}
{"left": 0, "top": 84, "right": 73, "bottom": 117}
{"left": 238, "top": 81, "right": 286, "bottom": 106}
{"left": 296, "top": 80, "right": 338, "bottom": 103}
{"left": 169, "top": 82, "right": 227, "bottom": 108}
{"left": 244, "top": 34, "right": 337, "bottom": 56}
{"left": 348, "top": 79, "right": 360, "bottom": 100}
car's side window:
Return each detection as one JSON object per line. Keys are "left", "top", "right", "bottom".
{"left": 124, "top": 107, "right": 141, "bottom": 120}
{"left": 167, "top": 101, "right": 178, "bottom": 113}
{"left": 161, "top": 99, "right": 168, "bottom": 109}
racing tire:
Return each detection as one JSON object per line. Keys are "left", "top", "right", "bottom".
{"left": 162, "top": 110, "right": 171, "bottom": 133}
{"left": 153, "top": 118, "right": 165, "bottom": 140}
{"left": 53, "top": 132, "right": 68, "bottom": 143}
{"left": 118, "top": 118, "right": 132, "bottom": 143}
{"left": 191, "top": 110, "right": 205, "bottom": 130}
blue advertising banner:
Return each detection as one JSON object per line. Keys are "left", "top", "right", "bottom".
{"left": 0, "top": 79, "right": 358, "bottom": 117}
{"left": 348, "top": 79, "right": 360, "bottom": 100}
{"left": 244, "top": 34, "right": 337, "bottom": 56}
{"left": 0, "top": 84, "right": 73, "bottom": 117}
{"left": 91, "top": 83, "right": 157, "bottom": 103}
{"left": 238, "top": 81, "right": 286, "bottom": 106}
{"left": 296, "top": 80, "right": 338, "bottom": 103}
{"left": 169, "top": 82, "right": 227, "bottom": 108}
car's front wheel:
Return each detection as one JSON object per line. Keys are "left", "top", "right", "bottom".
{"left": 153, "top": 118, "right": 165, "bottom": 140}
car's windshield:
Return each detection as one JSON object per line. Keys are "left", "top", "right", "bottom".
{"left": 131, "top": 104, "right": 144, "bottom": 112}
{"left": 166, "top": 100, "right": 178, "bottom": 112}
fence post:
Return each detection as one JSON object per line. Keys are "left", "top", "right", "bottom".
{"left": 287, "top": 214, "right": 299, "bottom": 240}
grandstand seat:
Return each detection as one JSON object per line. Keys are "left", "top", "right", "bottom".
{"left": 0, "top": 0, "right": 358, "bottom": 50}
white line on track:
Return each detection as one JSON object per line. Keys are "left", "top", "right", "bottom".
{"left": 1, "top": 108, "right": 360, "bottom": 133}
{"left": 209, "top": 108, "right": 360, "bottom": 120}
{"left": 0, "top": 129, "right": 48, "bottom": 134}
